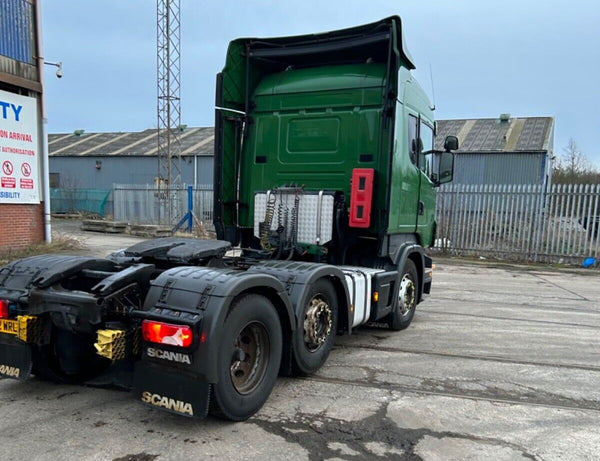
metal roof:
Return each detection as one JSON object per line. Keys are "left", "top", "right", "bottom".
{"left": 49, "top": 127, "right": 215, "bottom": 157}
{"left": 51, "top": 116, "right": 553, "bottom": 157}
{"left": 435, "top": 116, "right": 554, "bottom": 153}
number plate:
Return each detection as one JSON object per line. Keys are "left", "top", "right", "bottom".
{"left": 0, "top": 319, "right": 19, "bottom": 336}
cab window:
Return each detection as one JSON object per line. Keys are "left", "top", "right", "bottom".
{"left": 407, "top": 114, "right": 418, "bottom": 165}
{"left": 419, "top": 121, "right": 434, "bottom": 175}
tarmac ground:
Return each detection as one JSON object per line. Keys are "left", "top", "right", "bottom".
{"left": 0, "top": 220, "right": 598, "bottom": 460}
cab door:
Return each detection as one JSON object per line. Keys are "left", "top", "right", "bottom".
{"left": 416, "top": 119, "right": 436, "bottom": 246}
{"left": 389, "top": 112, "right": 421, "bottom": 233}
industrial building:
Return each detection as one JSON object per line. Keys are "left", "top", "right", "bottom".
{"left": 50, "top": 116, "right": 554, "bottom": 192}
{"left": 435, "top": 115, "right": 555, "bottom": 188}
{"left": 49, "top": 127, "right": 214, "bottom": 189}
{"left": 0, "top": 0, "right": 48, "bottom": 250}
{"left": 47, "top": 115, "right": 555, "bottom": 220}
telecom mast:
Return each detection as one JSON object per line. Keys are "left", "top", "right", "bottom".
{"left": 156, "top": 0, "right": 182, "bottom": 224}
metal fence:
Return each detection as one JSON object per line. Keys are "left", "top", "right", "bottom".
{"left": 111, "top": 182, "right": 599, "bottom": 264}
{"left": 435, "top": 184, "right": 600, "bottom": 264}
{"left": 113, "top": 184, "right": 213, "bottom": 227}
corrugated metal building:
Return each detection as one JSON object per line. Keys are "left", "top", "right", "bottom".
{"left": 50, "top": 115, "right": 554, "bottom": 192}
{"left": 49, "top": 127, "right": 215, "bottom": 188}
{"left": 0, "top": 0, "right": 46, "bottom": 250}
{"left": 435, "top": 115, "right": 554, "bottom": 188}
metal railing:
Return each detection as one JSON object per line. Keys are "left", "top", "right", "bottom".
{"left": 435, "top": 184, "right": 600, "bottom": 264}
{"left": 113, "top": 184, "right": 213, "bottom": 228}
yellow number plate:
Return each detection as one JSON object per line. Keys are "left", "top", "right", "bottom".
{"left": 0, "top": 319, "right": 19, "bottom": 336}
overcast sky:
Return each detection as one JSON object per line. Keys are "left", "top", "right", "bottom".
{"left": 42, "top": 0, "right": 600, "bottom": 166}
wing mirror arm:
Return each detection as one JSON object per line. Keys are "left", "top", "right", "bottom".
{"left": 425, "top": 135, "right": 458, "bottom": 186}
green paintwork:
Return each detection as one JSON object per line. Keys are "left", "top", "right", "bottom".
{"left": 389, "top": 67, "right": 437, "bottom": 245}
{"left": 238, "top": 63, "right": 387, "bottom": 228}
{"left": 216, "top": 16, "right": 441, "bottom": 249}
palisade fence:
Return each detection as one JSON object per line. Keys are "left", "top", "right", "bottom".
{"left": 112, "top": 183, "right": 599, "bottom": 265}
{"left": 113, "top": 184, "right": 214, "bottom": 229}
{"left": 435, "top": 184, "right": 600, "bottom": 264}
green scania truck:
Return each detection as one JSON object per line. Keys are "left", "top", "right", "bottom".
{"left": 0, "top": 16, "right": 455, "bottom": 420}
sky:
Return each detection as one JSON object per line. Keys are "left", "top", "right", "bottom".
{"left": 42, "top": 0, "right": 600, "bottom": 166}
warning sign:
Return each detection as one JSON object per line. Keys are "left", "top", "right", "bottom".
{"left": 0, "top": 89, "right": 39, "bottom": 204}
{"left": 21, "top": 162, "right": 31, "bottom": 177}
{"left": 1, "top": 177, "right": 16, "bottom": 188}
{"left": 20, "top": 179, "right": 33, "bottom": 189}
{"left": 2, "top": 160, "right": 13, "bottom": 176}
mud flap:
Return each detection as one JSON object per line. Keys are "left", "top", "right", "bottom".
{"left": 133, "top": 362, "right": 210, "bottom": 419}
{"left": 0, "top": 341, "right": 32, "bottom": 380}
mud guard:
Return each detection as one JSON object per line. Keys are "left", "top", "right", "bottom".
{"left": 246, "top": 261, "right": 352, "bottom": 375}
{"left": 0, "top": 336, "right": 32, "bottom": 381}
{"left": 247, "top": 261, "right": 352, "bottom": 332}
{"left": 132, "top": 266, "right": 296, "bottom": 417}
{"left": 133, "top": 362, "right": 211, "bottom": 418}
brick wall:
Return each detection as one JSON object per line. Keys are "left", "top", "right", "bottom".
{"left": 0, "top": 203, "right": 45, "bottom": 251}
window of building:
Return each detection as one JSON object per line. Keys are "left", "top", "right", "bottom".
{"left": 49, "top": 173, "right": 60, "bottom": 188}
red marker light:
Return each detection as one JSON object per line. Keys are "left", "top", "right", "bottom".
{"left": 141, "top": 320, "right": 193, "bottom": 348}
{"left": 0, "top": 300, "right": 9, "bottom": 319}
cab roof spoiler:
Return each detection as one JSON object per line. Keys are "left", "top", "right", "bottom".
{"left": 233, "top": 16, "right": 415, "bottom": 70}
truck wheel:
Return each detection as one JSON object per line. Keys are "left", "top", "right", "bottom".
{"left": 210, "top": 294, "right": 282, "bottom": 421}
{"left": 388, "top": 259, "right": 418, "bottom": 331}
{"left": 292, "top": 278, "right": 338, "bottom": 375}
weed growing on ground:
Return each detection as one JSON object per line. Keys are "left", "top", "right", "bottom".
{"left": 0, "top": 235, "right": 82, "bottom": 265}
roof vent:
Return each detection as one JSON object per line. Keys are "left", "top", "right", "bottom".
{"left": 499, "top": 113, "right": 510, "bottom": 122}
{"left": 73, "top": 129, "right": 85, "bottom": 136}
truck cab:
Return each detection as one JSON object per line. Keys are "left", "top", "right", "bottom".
{"left": 214, "top": 16, "right": 455, "bottom": 268}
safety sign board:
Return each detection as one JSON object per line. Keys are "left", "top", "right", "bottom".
{"left": 0, "top": 89, "right": 40, "bottom": 204}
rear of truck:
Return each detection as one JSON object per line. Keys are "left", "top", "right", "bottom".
{"left": 0, "top": 241, "right": 241, "bottom": 418}
{"left": 214, "top": 16, "right": 420, "bottom": 263}
{"left": 0, "top": 16, "right": 454, "bottom": 420}
{"left": 0, "top": 239, "right": 338, "bottom": 420}
{"left": 213, "top": 16, "right": 454, "bottom": 270}
{"left": 0, "top": 255, "right": 144, "bottom": 383}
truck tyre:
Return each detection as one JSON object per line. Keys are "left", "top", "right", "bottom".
{"left": 210, "top": 294, "right": 282, "bottom": 421}
{"left": 388, "top": 259, "right": 418, "bottom": 331}
{"left": 292, "top": 278, "right": 338, "bottom": 375}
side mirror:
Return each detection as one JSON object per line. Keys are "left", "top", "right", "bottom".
{"left": 437, "top": 151, "right": 454, "bottom": 185}
{"left": 444, "top": 135, "right": 459, "bottom": 152}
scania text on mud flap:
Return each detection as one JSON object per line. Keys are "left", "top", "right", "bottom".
{"left": 0, "top": 16, "right": 456, "bottom": 420}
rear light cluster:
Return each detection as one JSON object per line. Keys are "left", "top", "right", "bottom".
{"left": 0, "top": 300, "right": 9, "bottom": 319}
{"left": 141, "top": 320, "right": 193, "bottom": 348}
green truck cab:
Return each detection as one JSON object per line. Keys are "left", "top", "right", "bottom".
{"left": 214, "top": 16, "right": 455, "bottom": 268}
